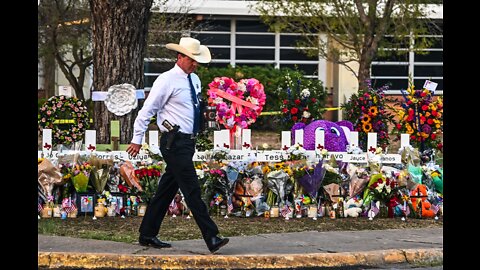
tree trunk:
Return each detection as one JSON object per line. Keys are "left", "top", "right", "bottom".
{"left": 43, "top": 54, "right": 57, "bottom": 98}
{"left": 89, "top": 0, "right": 153, "bottom": 144}
{"left": 357, "top": 42, "right": 377, "bottom": 90}
{"left": 357, "top": 58, "right": 370, "bottom": 91}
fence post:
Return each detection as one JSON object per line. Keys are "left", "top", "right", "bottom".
{"left": 401, "top": 134, "right": 410, "bottom": 148}
{"left": 367, "top": 132, "right": 377, "bottom": 150}
{"left": 149, "top": 130, "right": 159, "bottom": 149}
{"left": 242, "top": 129, "right": 251, "bottom": 150}
{"left": 350, "top": 131, "right": 359, "bottom": 148}
{"left": 294, "top": 129, "right": 304, "bottom": 145}
{"left": 315, "top": 129, "right": 325, "bottom": 148}
{"left": 213, "top": 129, "right": 230, "bottom": 148}
{"left": 85, "top": 130, "right": 96, "bottom": 152}
{"left": 281, "top": 131, "right": 291, "bottom": 149}
{"left": 42, "top": 128, "right": 52, "bottom": 156}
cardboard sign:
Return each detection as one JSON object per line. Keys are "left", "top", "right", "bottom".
{"left": 58, "top": 85, "right": 72, "bottom": 97}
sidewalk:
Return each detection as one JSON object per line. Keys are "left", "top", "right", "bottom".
{"left": 38, "top": 227, "right": 443, "bottom": 269}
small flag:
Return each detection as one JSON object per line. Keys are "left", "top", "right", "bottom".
{"left": 281, "top": 205, "right": 291, "bottom": 217}
{"left": 65, "top": 204, "right": 77, "bottom": 214}
{"left": 430, "top": 203, "right": 440, "bottom": 214}
{"left": 227, "top": 197, "right": 234, "bottom": 214}
{"left": 370, "top": 201, "right": 379, "bottom": 216}
{"left": 168, "top": 199, "right": 178, "bottom": 215}
{"left": 38, "top": 203, "right": 43, "bottom": 212}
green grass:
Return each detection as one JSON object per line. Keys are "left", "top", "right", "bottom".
{"left": 38, "top": 215, "right": 443, "bottom": 243}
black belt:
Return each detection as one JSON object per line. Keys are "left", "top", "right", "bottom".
{"left": 176, "top": 132, "right": 197, "bottom": 140}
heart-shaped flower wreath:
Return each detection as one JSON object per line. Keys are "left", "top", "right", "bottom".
{"left": 207, "top": 77, "right": 266, "bottom": 131}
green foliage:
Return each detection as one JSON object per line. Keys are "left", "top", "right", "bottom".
{"left": 255, "top": 0, "right": 442, "bottom": 88}
{"left": 277, "top": 69, "right": 327, "bottom": 131}
{"left": 196, "top": 65, "right": 327, "bottom": 131}
{"left": 38, "top": 98, "right": 48, "bottom": 110}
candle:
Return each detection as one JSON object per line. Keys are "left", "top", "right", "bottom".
{"left": 270, "top": 206, "right": 279, "bottom": 217}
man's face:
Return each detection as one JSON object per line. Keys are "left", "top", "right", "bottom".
{"left": 178, "top": 54, "right": 198, "bottom": 74}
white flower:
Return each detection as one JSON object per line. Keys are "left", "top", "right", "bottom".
{"left": 213, "top": 97, "right": 224, "bottom": 104}
{"left": 346, "top": 144, "right": 363, "bottom": 154}
{"left": 300, "top": 89, "right": 310, "bottom": 98}
{"left": 104, "top": 83, "right": 138, "bottom": 116}
{"left": 375, "top": 182, "right": 385, "bottom": 193}
{"left": 196, "top": 169, "right": 204, "bottom": 179}
{"left": 302, "top": 111, "right": 311, "bottom": 118}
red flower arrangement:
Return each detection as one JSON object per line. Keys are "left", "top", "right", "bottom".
{"left": 391, "top": 84, "right": 443, "bottom": 152}
{"left": 341, "top": 80, "right": 394, "bottom": 151}
{"left": 134, "top": 164, "right": 162, "bottom": 204}
{"left": 278, "top": 71, "right": 326, "bottom": 130}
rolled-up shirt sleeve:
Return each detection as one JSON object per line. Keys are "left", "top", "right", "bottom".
{"left": 131, "top": 76, "right": 171, "bottom": 144}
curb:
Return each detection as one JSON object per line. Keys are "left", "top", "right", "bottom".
{"left": 38, "top": 248, "right": 442, "bottom": 269}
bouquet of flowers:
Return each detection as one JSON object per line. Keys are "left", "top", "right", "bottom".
{"left": 134, "top": 164, "right": 162, "bottom": 204}
{"left": 284, "top": 143, "right": 307, "bottom": 161}
{"left": 278, "top": 70, "right": 326, "bottom": 130}
{"left": 70, "top": 162, "right": 92, "bottom": 193}
{"left": 296, "top": 160, "right": 326, "bottom": 201}
{"left": 341, "top": 80, "right": 394, "bottom": 151}
{"left": 199, "top": 168, "right": 227, "bottom": 208}
{"left": 391, "top": 84, "right": 443, "bottom": 152}
{"left": 363, "top": 173, "right": 402, "bottom": 207}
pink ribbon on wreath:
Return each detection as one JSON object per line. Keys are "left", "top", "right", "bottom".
{"left": 210, "top": 87, "right": 260, "bottom": 141}
{"left": 210, "top": 87, "right": 260, "bottom": 124}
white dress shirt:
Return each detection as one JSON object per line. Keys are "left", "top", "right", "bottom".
{"left": 131, "top": 64, "right": 201, "bottom": 144}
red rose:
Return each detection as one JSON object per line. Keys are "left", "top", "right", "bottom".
{"left": 282, "top": 108, "right": 288, "bottom": 113}
{"left": 294, "top": 99, "right": 301, "bottom": 105}
{"left": 283, "top": 100, "right": 289, "bottom": 105}
{"left": 311, "top": 98, "right": 317, "bottom": 103}
{"left": 290, "top": 107, "right": 298, "bottom": 115}
{"left": 437, "top": 143, "right": 443, "bottom": 150}
{"left": 292, "top": 116, "right": 298, "bottom": 121}
{"left": 431, "top": 133, "right": 436, "bottom": 140}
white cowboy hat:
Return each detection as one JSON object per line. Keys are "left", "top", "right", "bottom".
{"left": 166, "top": 37, "right": 211, "bottom": 63}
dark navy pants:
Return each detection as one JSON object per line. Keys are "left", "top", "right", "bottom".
{"left": 139, "top": 134, "right": 219, "bottom": 242}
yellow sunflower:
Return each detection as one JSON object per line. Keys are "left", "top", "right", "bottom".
{"left": 361, "top": 114, "right": 371, "bottom": 123}
{"left": 362, "top": 122, "right": 372, "bottom": 133}
{"left": 283, "top": 167, "right": 293, "bottom": 175}
{"left": 369, "top": 106, "right": 378, "bottom": 116}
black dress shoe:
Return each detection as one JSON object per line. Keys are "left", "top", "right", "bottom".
{"left": 139, "top": 235, "right": 172, "bottom": 248}
{"left": 206, "top": 236, "right": 229, "bottom": 253}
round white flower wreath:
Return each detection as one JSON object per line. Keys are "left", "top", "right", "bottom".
{"left": 104, "top": 83, "right": 138, "bottom": 116}
{"left": 38, "top": 95, "right": 90, "bottom": 146}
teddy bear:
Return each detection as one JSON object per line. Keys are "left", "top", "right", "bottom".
{"left": 410, "top": 184, "right": 436, "bottom": 218}
{"left": 343, "top": 197, "right": 363, "bottom": 217}
{"left": 291, "top": 120, "right": 354, "bottom": 151}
